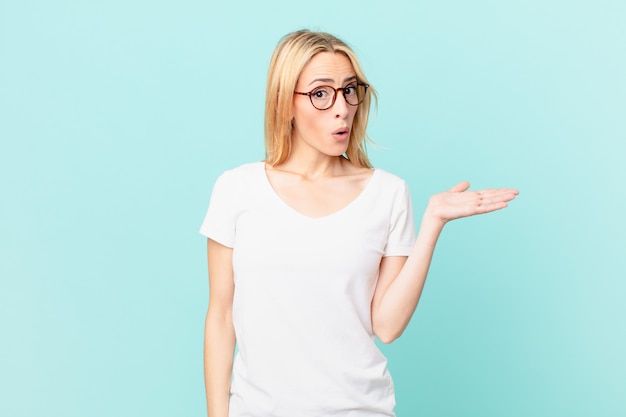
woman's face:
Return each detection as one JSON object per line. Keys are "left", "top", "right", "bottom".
{"left": 291, "top": 52, "right": 359, "bottom": 158}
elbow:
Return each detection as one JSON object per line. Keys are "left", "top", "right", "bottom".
{"left": 372, "top": 309, "right": 410, "bottom": 344}
{"left": 377, "top": 334, "right": 398, "bottom": 344}
{"left": 373, "top": 326, "right": 403, "bottom": 344}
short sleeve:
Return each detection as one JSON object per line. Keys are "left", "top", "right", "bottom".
{"left": 199, "top": 171, "right": 238, "bottom": 248}
{"left": 384, "top": 181, "right": 416, "bottom": 256}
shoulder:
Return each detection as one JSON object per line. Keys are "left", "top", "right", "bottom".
{"left": 220, "top": 161, "right": 264, "bottom": 178}
{"left": 216, "top": 161, "right": 264, "bottom": 186}
{"left": 369, "top": 168, "right": 413, "bottom": 211}
{"left": 372, "top": 168, "right": 409, "bottom": 190}
{"left": 209, "top": 162, "right": 265, "bottom": 205}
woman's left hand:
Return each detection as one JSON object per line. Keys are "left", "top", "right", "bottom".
{"left": 425, "top": 181, "right": 519, "bottom": 224}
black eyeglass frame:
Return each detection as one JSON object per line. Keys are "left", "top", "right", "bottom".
{"left": 294, "top": 82, "right": 369, "bottom": 110}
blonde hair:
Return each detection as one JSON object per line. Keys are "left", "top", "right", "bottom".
{"left": 264, "top": 30, "right": 377, "bottom": 168}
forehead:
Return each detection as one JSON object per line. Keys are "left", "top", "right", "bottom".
{"left": 297, "top": 52, "right": 355, "bottom": 86}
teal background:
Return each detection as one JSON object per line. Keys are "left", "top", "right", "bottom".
{"left": 1, "top": 0, "right": 624, "bottom": 416}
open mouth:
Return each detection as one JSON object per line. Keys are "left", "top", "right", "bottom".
{"left": 332, "top": 128, "right": 350, "bottom": 140}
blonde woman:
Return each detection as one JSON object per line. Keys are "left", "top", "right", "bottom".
{"left": 200, "top": 30, "right": 518, "bottom": 417}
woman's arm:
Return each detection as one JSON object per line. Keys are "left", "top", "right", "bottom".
{"left": 205, "top": 238, "right": 236, "bottom": 417}
{"left": 371, "top": 182, "right": 519, "bottom": 343}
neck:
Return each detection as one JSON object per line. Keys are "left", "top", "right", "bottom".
{"left": 273, "top": 131, "right": 353, "bottom": 179}
{"left": 276, "top": 153, "right": 348, "bottom": 180}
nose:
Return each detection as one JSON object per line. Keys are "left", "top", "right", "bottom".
{"left": 332, "top": 89, "right": 350, "bottom": 118}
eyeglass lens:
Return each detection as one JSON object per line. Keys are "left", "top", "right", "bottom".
{"left": 310, "top": 84, "right": 367, "bottom": 110}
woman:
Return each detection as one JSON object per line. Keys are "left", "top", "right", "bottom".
{"left": 200, "top": 30, "right": 518, "bottom": 417}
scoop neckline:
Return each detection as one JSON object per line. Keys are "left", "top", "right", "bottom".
{"left": 259, "top": 162, "right": 378, "bottom": 221}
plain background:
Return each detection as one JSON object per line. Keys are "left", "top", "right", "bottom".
{"left": 1, "top": 0, "right": 625, "bottom": 416}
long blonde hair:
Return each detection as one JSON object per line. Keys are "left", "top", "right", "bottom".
{"left": 264, "top": 30, "right": 377, "bottom": 168}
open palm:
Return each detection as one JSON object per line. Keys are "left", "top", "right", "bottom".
{"left": 427, "top": 181, "right": 519, "bottom": 223}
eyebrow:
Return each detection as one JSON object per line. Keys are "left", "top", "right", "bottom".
{"left": 308, "top": 75, "right": 357, "bottom": 86}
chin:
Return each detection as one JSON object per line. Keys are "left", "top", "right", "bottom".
{"left": 328, "top": 147, "right": 349, "bottom": 157}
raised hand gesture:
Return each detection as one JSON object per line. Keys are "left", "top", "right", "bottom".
{"left": 425, "top": 181, "right": 519, "bottom": 224}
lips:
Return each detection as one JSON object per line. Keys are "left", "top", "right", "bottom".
{"left": 331, "top": 127, "right": 350, "bottom": 141}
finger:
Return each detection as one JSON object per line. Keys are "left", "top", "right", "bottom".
{"left": 475, "top": 189, "right": 518, "bottom": 202}
{"left": 475, "top": 201, "right": 509, "bottom": 214}
{"left": 477, "top": 188, "right": 519, "bottom": 196}
{"left": 449, "top": 181, "right": 470, "bottom": 193}
{"left": 477, "top": 194, "right": 517, "bottom": 206}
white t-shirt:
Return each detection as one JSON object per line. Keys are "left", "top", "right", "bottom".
{"left": 200, "top": 162, "right": 416, "bottom": 417}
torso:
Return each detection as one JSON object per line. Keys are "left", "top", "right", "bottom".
{"left": 199, "top": 161, "right": 417, "bottom": 417}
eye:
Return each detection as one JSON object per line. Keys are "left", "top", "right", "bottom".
{"left": 343, "top": 84, "right": 357, "bottom": 96}
{"left": 311, "top": 87, "right": 331, "bottom": 99}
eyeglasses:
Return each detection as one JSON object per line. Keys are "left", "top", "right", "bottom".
{"left": 294, "top": 82, "right": 369, "bottom": 110}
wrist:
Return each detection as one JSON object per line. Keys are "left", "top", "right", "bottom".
{"left": 422, "top": 205, "right": 446, "bottom": 228}
{"left": 419, "top": 209, "right": 445, "bottom": 238}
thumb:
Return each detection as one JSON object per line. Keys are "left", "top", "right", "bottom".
{"left": 449, "top": 181, "right": 470, "bottom": 193}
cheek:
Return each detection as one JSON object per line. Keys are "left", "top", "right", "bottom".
{"left": 348, "top": 108, "right": 358, "bottom": 124}
{"left": 294, "top": 105, "right": 320, "bottom": 130}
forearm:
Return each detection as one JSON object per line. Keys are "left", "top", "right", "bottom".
{"left": 204, "top": 308, "right": 236, "bottom": 417}
{"left": 374, "top": 212, "right": 444, "bottom": 342}
{"left": 373, "top": 182, "right": 519, "bottom": 342}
